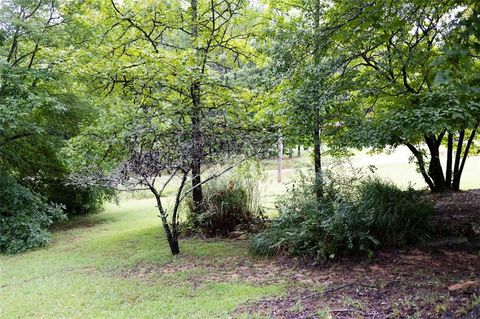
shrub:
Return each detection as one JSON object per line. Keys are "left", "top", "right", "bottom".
{"left": 0, "top": 174, "right": 66, "bottom": 254}
{"left": 357, "top": 177, "right": 433, "bottom": 246}
{"left": 186, "top": 160, "right": 266, "bottom": 237}
{"left": 250, "top": 173, "right": 375, "bottom": 260}
{"left": 250, "top": 173, "right": 433, "bottom": 261}
{"left": 41, "top": 183, "right": 115, "bottom": 216}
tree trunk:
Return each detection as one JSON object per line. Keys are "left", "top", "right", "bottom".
{"left": 162, "top": 221, "right": 180, "bottom": 255}
{"left": 452, "top": 129, "right": 465, "bottom": 191}
{"left": 407, "top": 127, "right": 476, "bottom": 193}
{"left": 446, "top": 133, "right": 453, "bottom": 189}
{"left": 167, "top": 237, "right": 180, "bottom": 255}
{"left": 297, "top": 144, "right": 301, "bottom": 157}
{"left": 405, "top": 142, "right": 435, "bottom": 191}
{"left": 277, "top": 136, "right": 283, "bottom": 183}
{"left": 152, "top": 191, "right": 181, "bottom": 255}
{"left": 313, "top": 111, "right": 322, "bottom": 198}
{"left": 452, "top": 125, "right": 478, "bottom": 190}
{"left": 190, "top": 0, "right": 203, "bottom": 212}
{"left": 313, "top": 0, "right": 323, "bottom": 200}
{"left": 425, "top": 135, "right": 446, "bottom": 192}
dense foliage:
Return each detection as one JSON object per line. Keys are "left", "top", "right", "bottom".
{"left": 0, "top": 0, "right": 115, "bottom": 253}
{"left": 0, "top": 175, "right": 65, "bottom": 254}
{"left": 251, "top": 174, "right": 433, "bottom": 261}
{"left": 263, "top": 0, "right": 480, "bottom": 192}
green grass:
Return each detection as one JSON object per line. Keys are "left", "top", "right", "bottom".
{"left": 0, "top": 199, "right": 283, "bottom": 319}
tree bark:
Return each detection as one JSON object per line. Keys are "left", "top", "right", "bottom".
{"left": 151, "top": 188, "right": 180, "bottom": 255}
{"left": 405, "top": 142, "right": 436, "bottom": 191}
{"left": 452, "top": 129, "right": 465, "bottom": 191}
{"left": 191, "top": 106, "right": 203, "bottom": 211}
{"left": 453, "top": 125, "right": 478, "bottom": 190}
{"left": 277, "top": 136, "right": 283, "bottom": 183}
{"left": 425, "top": 135, "right": 446, "bottom": 192}
{"left": 313, "top": 110, "right": 322, "bottom": 198}
{"left": 446, "top": 132, "right": 453, "bottom": 189}
{"left": 190, "top": 0, "right": 203, "bottom": 212}
{"left": 313, "top": 0, "right": 323, "bottom": 199}
{"left": 167, "top": 237, "right": 180, "bottom": 255}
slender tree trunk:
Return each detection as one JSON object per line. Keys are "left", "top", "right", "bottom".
{"left": 152, "top": 190, "right": 180, "bottom": 255}
{"left": 453, "top": 125, "right": 478, "bottom": 190}
{"left": 190, "top": 0, "right": 203, "bottom": 212}
{"left": 452, "top": 129, "right": 465, "bottom": 191}
{"left": 168, "top": 239, "right": 180, "bottom": 255}
{"left": 313, "top": 0, "right": 323, "bottom": 199}
{"left": 191, "top": 106, "right": 203, "bottom": 211}
{"left": 313, "top": 110, "right": 322, "bottom": 198}
{"left": 297, "top": 144, "right": 301, "bottom": 157}
{"left": 6, "top": 26, "right": 20, "bottom": 63}
{"left": 277, "top": 136, "right": 283, "bottom": 183}
{"left": 405, "top": 142, "right": 435, "bottom": 191}
{"left": 446, "top": 133, "right": 453, "bottom": 189}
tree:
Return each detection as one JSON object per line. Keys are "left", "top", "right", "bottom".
{"left": 0, "top": 0, "right": 110, "bottom": 213}
{"left": 66, "top": 0, "right": 272, "bottom": 254}
{"left": 260, "top": 0, "right": 345, "bottom": 198}
{"left": 323, "top": 0, "right": 480, "bottom": 192}
{"left": 69, "top": 90, "right": 269, "bottom": 254}
{"left": 77, "top": 0, "right": 262, "bottom": 212}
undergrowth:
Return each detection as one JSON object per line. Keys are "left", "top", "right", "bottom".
{"left": 250, "top": 171, "right": 433, "bottom": 261}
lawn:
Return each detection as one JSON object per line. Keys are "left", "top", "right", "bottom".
{"left": 0, "top": 200, "right": 285, "bottom": 319}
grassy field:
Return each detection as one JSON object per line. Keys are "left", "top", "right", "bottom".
{"left": 260, "top": 146, "right": 480, "bottom": 213}
{"left": 0, "top": 200, "right": 285, "bottom": 319}
{"left": 1, "top": 149, "right": 479, "bottom": 318}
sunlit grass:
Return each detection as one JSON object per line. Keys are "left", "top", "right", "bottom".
{"left": 0, "top": 201, "right": 283, "bottom": 319}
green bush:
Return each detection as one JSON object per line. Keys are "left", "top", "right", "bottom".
{"left": 41, "top": 183, "right": 115, "bottom": 216}
{"left": 0, "top": 175, "right": 66, "bottom": 254}
{"left": 186, "top": 160, "right": 265, "bottom": 237}
{"left": 357, "top": 178, "right": 433, "bottom": 246}
{"left": 250, "top": 174, "right": 433, "bottom": 261}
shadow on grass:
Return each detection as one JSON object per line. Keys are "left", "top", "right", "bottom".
{"left": 51, "top": 213, "right": 118, "bottom": 232}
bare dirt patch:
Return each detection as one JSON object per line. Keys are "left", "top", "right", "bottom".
{"left": 233, "top": 248, "right": 479, "bottom": 319}
{"left": 117, "top": 247, "right": 478, "bottom": 318}
{"left": 431, "top": 189, "right": 480, "bottom": 241}
{"left": 118, "top": 255, "right": 318, "bottom": 288}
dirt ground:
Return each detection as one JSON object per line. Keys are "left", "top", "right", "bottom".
{"left": 121, "top": 246, "right": 479, "bottom": 318}
{"left": 234, "top": 248, "right": 479, "bottom": 318}
{"left": 232, "top": 189, "right": 480, "bottom": 319}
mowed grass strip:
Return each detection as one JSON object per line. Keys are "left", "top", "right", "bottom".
{"left": 0, "top": 200, "right": 283, "bottom": 319}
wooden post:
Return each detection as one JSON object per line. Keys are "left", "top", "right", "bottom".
{"left": 277, "top": 136, "right": 283, "bottom": 183}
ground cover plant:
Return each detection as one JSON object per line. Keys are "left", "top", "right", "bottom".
{"left": 186, "top": 160, "right": 266, "bottom": 237}
{"left": 251, "top": 173, "right": 434, "bottom": 261}
{"left": 0, "top": 174, "right": 65, "bottom": 254}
